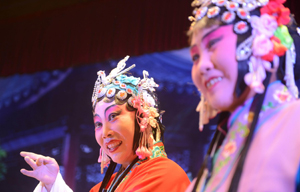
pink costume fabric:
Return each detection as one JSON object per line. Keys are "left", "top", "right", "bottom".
{"left": 188, "top": 81, "right": 300, "bottom": 192}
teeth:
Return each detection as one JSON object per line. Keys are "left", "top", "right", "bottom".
{"left": 107, "top": 141, "right": 122, "bottom": 150}
{"left": 206, "top": 77, "right": 222, "bottom": 89}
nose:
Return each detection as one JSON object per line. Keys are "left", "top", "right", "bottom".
{"left": 196, "top": 52, "right": 214, "bottom": 75}
{"left": 102, "top": 123, "right": 113, "bottom": 138}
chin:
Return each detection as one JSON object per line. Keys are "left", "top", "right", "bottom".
{"left": 209, "top": 97, "right": 234, "bottom": 112}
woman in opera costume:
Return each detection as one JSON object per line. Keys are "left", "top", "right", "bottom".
{"left": 20, "top": 56, "right": 190, "bottom": 192}
{"left": 186, "top": 0, "right": 300, "bottom": 191}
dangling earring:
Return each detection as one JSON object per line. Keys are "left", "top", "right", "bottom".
{"left": 156, "top": 127, "right": 161, "bottom": 141}
{"left": 285, "top": 43, "right": 299, "bottom": 98}
{"left": 98, "top": 148, "right": 110, "bottom": 174}
{"left": 196, "top": 93, "right": 219, "bottom": 131}
{"left": 136, "top": 127, "right": 152, "bottom": 160}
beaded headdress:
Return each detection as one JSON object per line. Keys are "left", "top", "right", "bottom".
{"left": 189, "top": 0, "right": 298, "bottom": 95}
{"left": 92, "top": 56, "right": 161, "bottom": 173}
{"left": 189, "top": 0, "right": 299, "bottom": 129}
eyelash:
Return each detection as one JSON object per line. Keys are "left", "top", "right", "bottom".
{"left": 95, "top": 122, "right": 102, "bottom": 129}
{"left": 108, "top": 111, "right": 121, "bottom": 121}
{"left": 207, "top": 37, "right": 222, "bottom": 49}
{"left": 192, "top": 54, "right": 200, "bottom": 62}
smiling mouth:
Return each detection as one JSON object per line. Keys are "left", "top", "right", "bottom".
{"left": 206, "top": 77, "right": 223, "bottom": 89}
{"left": 107, "top": 141, "right": 122, "bottom": 152}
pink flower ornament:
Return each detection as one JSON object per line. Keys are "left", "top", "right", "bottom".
{"left": 252, "top": 34, "right": 274, "bottom": 56}
{"left": 244, "top": 57, "right": 267, "bottom": 93}
{"left": 136, "top": 146, "right": 152, "bottom": 160}
{"left": 251, "top": 14, "right": 278, "bottom": 38}
{"left": 132, "top": 96, "right": 142, "bottom": 108}
{"left": 139, "top": 117, "right": 148, "bottom": 132}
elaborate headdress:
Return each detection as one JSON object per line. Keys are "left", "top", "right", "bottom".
{"left": 189, "top": 0, "right": 299, "bottom": 129}
{"left": 92, "top": 56, "right": 161, "bottom": 173}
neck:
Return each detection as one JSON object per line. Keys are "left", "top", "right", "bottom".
{"left": 121, "top": 155, "right": 138, "bottom": 169}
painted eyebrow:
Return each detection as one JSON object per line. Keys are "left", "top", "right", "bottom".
{"left": 104, "top": 104, "right": 120, "bottom": 117}
{"left": 201, "top": 27, "right": 221, "bottom": 42}
{"left": 190, "top": 26, "right": 221, "bottom": 50}
{"left": 93, "top": 104, "right": 119, "bottom": 119}
{"left": 94, "top": 113, "right": 100, "bottom": 118}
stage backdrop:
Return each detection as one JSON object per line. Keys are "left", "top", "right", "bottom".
{"left": 0, "top": 48, "right": 220, "bottom": 192}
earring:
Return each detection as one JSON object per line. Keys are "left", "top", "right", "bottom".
{"left": 98, "top": 148, "right": 110, "bottom": 174}
{"left": 136, "top": 127, "right": 152, "bottom": 160}
{"left": 285, "top": 43, "right": 299, "bottom": 98}
{"left": 196, "top": 94, "right": 219, "bottom": 131}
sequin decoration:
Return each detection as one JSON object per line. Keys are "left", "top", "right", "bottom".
{"left": 207, "top": 6, "right": 221, "bottom": 18}
{"left": 236, "top": 35, "right": 254, "bottom": 61}
{"left": 117, "top": 90, "right": 127, "bottom": 100}
{"left": 97, "top": 88, "right": 107, "bottom": 98}
{"left": 234, "top": 21, "right": 249, "bottom": 34}
{"left": 242, "top": 1, "right": 257, "bottom": 11}
{"left": 127, "top": 96, "right": 134, "bottom": 106}
{"left": 113, "top": 80, "right": 120, "bottom": 85}
{"left": 215, "top": 0, "right": 226, "bottom": 6}
{"left": 120, "top": 83, "right": 127, "bottom": 89}
{"left": 126, "top": 88, "right": 134, "bottom": 95}
{"left": 237, "top": 8, "right": 250, "bottom": 20}
{"left": 106, "top": 88, "right": 116, "bottom": 98}
{"left": 195, "top": 7, "right": 208, "bottom": 20}
{"left": 222, "top": 11, "right": 236, "bottom": 23}
{"left": 226, "top": 1, "right": 239, "bottom": 12}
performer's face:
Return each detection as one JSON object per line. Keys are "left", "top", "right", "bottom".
{"left": 190, "top": 24, "right": 239, "bottom": 111}
{"left": 94, "top": 100, "right": 137, "bottom": 168}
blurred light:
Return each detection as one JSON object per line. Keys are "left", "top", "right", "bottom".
{"left": 52, "top": 148, "right": 60, "bottom": 156}
{"left": 81, "top": 144, "right": 92, "bottom": 153}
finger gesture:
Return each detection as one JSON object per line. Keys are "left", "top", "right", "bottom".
{"left": 20, "top": 151, "right": 59, "bottom": 191}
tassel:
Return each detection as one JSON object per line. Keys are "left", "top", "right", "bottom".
{"left": 285, "top": 43, "right": 299, "bottom": 98}
{"left": 156, "top": 127, "right": 161, "bottom": 141}
{"left": 135, "top": 128, "right": 153, "bottom": 159}
{"left": 196, "top": 93, "right": 219, "bottom": 131}
{"left": 196, "top": 94, "right": 205, "bottom": 131}
{"left": 98, "top": 148, "right": 110, "bottom": 174}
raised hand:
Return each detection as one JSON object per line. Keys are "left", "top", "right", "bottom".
{"left": 20, "top": 151, "right": 59, "bottom": 192}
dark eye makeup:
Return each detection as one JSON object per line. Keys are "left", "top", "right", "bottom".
{"left": 192, "top": 54, "right": 200, "bottom": 62}
{"left": 108, "top": 110, "right": 121, "bottom": 121}
{"left": 207, "top": 36, "right": 223, "bottom": 49}
{"left": 94, "top": 122, "right": 103, "bottom": 129}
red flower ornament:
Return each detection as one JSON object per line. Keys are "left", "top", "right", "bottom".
{"left": 262, "top": 36, "right": 287, "bottom": 61}
{"left": 261, "top": 2, "right": 290, "bottom": 25}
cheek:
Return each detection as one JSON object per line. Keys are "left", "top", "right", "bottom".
{"left": 214, "top": 45, "right": 237, "bottom": 80}
{"left": 191, "top": 65, "right": 202, "bottom": 90}
{"left": 95, "top": 130, "right": 102, "bottom": 146}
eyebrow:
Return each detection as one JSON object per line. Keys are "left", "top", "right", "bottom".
{"left": 94, "top": 113, "right": 100, "bottom": 118}
{"left": 93, "top": 104, "right": 118, "bottom": 119}
{"left": 201, "top": 26, "right": 221, "bottom": 42}
{"left": 104, "top": 104, "right": 119, "bottom": 116}
{"left": 190, "top": 26, "right": 220, "bottom": 50}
